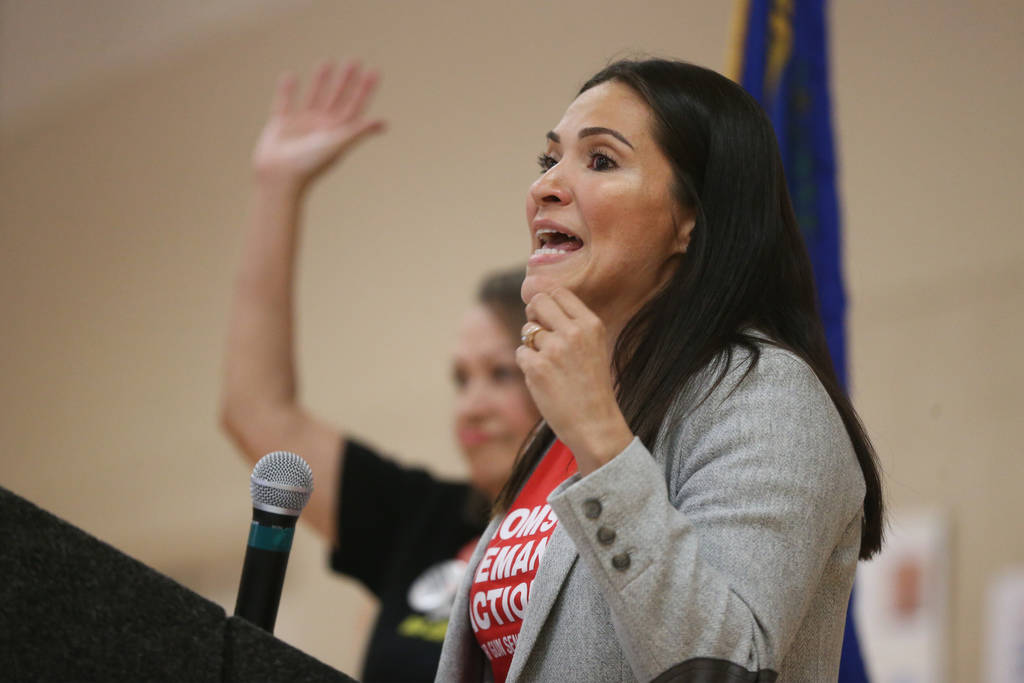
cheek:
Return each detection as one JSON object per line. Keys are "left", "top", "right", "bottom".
{"left": 580, "top": 181, "right": 635, "bottom": 238}
{"left": 525, "top": 195, "right": 538, "bottom": 223}
{"left": 606, "top": 191, "right": 678, "bottom": 259}
{"left": 499, "top": 387, "right": 538, "bottom": 432}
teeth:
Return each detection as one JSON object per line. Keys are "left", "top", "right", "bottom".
{"left": 533, "top": 247, "right": 568, "bottom": 255}
{"left": 537, "top": 228, "right": 557, "bottom": 248}
{"left": 535, "top": 227, "right": 582, "bottom": 250}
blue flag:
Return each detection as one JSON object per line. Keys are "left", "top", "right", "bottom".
{"left": 734, "top": 0, "right": 848, "bottom": 387}
{"left": 733, "top": 1, "right": 866, "bottom": 680}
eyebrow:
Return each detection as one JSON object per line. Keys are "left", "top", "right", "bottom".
{"left": 546, "top": 127, "right": 634, "bottom": 150}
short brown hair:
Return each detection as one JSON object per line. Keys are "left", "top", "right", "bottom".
{"left": 477, "top": 266, "right": 526, "bottom": 343}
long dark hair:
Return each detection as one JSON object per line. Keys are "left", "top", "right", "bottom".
{"left": 496, "top": 59, "right": 883, "bottom": 560}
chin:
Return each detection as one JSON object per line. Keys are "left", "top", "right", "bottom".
{"left": 522, "top": 271, "right": 572, "bottom": 304}
{"left": 521, "top": 274, "right": 540, "bottom": 303}
{"left": 470, "top": 470, "right": 504, "bottom": 500}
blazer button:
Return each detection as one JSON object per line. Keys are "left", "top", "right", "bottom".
{"left": 611, "top": 552, "right": 631, "bottom": 571}
{"left": 583, "top": 498, "right": 602, "bottom": 519}
{"left": 596, "top": 526, "right": 616, "bottom": 545}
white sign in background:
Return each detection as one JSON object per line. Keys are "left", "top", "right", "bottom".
{"left": 855, "top": 509, "right": 951, "bottom": 683}
{"left": 984, "top": 569, "right": 1024, "bottom": 683}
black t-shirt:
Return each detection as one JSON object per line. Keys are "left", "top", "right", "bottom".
{"left": 330, "top": 439, "right": 489, "bottom": 682}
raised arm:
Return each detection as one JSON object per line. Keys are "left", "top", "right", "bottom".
{"left": 220, "top": 61, "right": 385, "bottom": 542}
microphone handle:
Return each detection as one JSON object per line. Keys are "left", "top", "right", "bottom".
{"left": 233, "top": 508, "right": 298, "bottom": 633}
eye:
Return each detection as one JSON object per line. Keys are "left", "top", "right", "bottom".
{"left": 452, "top": 366, "right": 468, "bottom": 389}
{"left": 588, "top": 151, "right": 617, "bottom": 171}
{"left": 492, "top": 364, "right": 522, "bottom": 383}
{"left": 537, "top": 153, "right": 558, "bottom": 173}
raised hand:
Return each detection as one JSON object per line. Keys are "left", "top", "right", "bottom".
{"left": 252, "top": 60, "right": 385, "bottom": 190}
{"left": 222, "top": 61, "right": 386, "bottom": 541}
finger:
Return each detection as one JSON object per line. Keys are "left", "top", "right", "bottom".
{"left": 326, "top": 61, "right": 361, "bottom": 114}
{"left": 336, "top": 69, "right": 380, "bottom": 122}
{"left": 515, "top": 342, "right": 544, "bottom": 369}
{"left": 271, "top": 72, "right": 298, "bottom": 117}
{"left": 515, "top": 343, "right": 532, "bottom": 369}
{"left": 338, "top": 118, "right": 388, "bottom": 148}
{"left": 306, "top": 60, "right": 335, "bottom": 109}
{"left": 548, "top": 287, "right": 592, "bottom": 319}
{"left": 526, "top": 292, "right": 573, "bottom": 332}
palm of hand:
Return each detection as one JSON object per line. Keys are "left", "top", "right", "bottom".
{"left": 252, "top": 62, "right": 384, "bottom": 182}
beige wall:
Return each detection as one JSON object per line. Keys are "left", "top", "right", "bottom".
{"left": 1, "top": 1, "right": 1020, "bottom": 679}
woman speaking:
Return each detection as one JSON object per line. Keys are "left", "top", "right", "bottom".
{"left": 437, "top": 58, "right": 884, "bottom": 682}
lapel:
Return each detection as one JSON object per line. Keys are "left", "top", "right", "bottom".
{"left": 504, "top": 521, "right": 579, "bottom": 681}
{"left": 451, "top": 438, "right": 581, "bottom": 681}
{"left": 444, "top": 515, "right": 502, "bottom": 681}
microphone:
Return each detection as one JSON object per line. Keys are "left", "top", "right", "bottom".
{"left": 233, "top": 450, "right": 313, "bottom": 633}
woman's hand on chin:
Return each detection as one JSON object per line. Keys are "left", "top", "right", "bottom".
{"left": 517, "top": 288, "right": 634, "bottom": 475}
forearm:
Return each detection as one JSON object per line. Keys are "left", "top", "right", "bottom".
{"left": 547, "top": 350, "right": 865, "bottom": 679}
{"left": 221, "top": 177, "right": 307, "bottom": 457}
{"left": 219, "top": 61, "right": 384, "bottom": 544}
{"left": 221, "top": 176, "right": 344, "bottom": 541}
{"left": 550, "top": 441, "right": 781, "bottom": 678}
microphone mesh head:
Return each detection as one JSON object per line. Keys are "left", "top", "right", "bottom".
{"left": 249, "top": 451, "right": 314, "bottom": 516}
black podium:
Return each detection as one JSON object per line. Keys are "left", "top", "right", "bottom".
{"left": 0, "top": 486, "right": 356, "bottom": 682}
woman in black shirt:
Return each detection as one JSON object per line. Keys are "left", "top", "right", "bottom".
{"left": 220, "top": 60, "right": 540, "bottom": 681}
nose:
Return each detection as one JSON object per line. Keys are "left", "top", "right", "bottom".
{"left": 455, "top": 376, "right": 496, "bottom": 423}
{"left": 529, "top": 164, "right": 571, "bottom": 207}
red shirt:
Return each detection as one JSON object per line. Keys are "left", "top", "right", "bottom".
{"left": 469, "top": 440, "right": 577, "bottom": 682}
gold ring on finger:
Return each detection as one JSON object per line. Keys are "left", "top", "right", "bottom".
{"left": 520, "top": 322, "right": 544, "bottom": 351}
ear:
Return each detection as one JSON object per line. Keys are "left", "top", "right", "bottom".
{"left": 673, "top": 208, "right": 697, "bottom": 255}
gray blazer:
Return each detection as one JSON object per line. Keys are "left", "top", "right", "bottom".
{"left": 436, "top": 342, "right": 866, "bottom": 682}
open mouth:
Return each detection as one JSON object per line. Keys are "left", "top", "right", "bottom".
{"left": 534, "top": 227, "right": 584, "bottom": 255}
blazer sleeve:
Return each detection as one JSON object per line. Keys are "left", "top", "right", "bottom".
{"left": 546, "top": 348, "right": 866, "bottom": 680}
